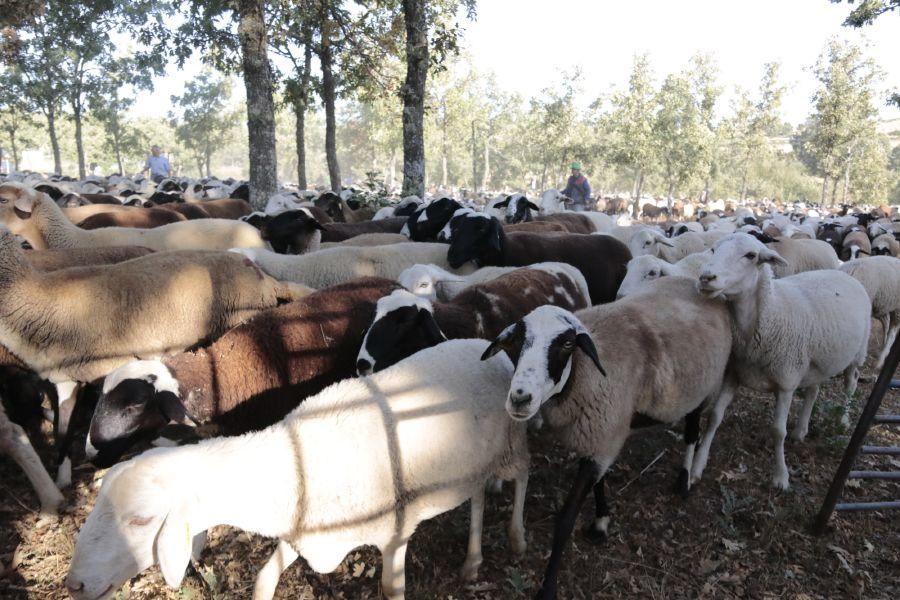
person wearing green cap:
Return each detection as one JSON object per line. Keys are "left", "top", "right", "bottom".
{"left": 561, "top": 162, "right": 592, "bottom": 211}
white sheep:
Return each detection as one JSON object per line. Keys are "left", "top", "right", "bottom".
{"left": 871, "top": 232, "right": 900, "bottom": 257}
{"left": 0, "top": 183, "right": 266, "bottom": 251}
{"left": 232, "top": 242, "right": 476, "bottom": 289}
{"left": 697, "top": 233, "right": 870, "bottom": 490}
{"left": 765, "top": 236, "right": 840, "bottom": 277}
{"left": 481, "top": 277, "right": 734, "bottom": 599}
{"left": 616, "top": 252, "right": 708, "bottom": 298}
{"left": 538, "top": 189, "right": 569, "bottom": 214}
{"left": 839, "top": 256, "right": 900, "bottom": 370}
{"left": 66, "top": 340, "right": 529, "bottom": 600}
{"left": 398, "top": 263, "right": 519, "bottom": 301}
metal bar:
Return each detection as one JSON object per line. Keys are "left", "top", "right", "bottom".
{"left": 848, "top": 470, "right": 900, "bottom": 480}
{"left": 813, "top": 334, "right": 900, "bottom": 535}
{"left": 860, "top": 446, "right": 900, "bottom": 455}
{"left": 873, "top": 415, "right": 900, "bottom": 424}
{"left": 836, "top": 501, "right": 900, "bottom": 512}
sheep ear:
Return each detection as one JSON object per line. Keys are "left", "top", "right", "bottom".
{"left": 157, "top": 391, "right": 195, "bottom": 426}
{"left": 155, "top": 507, "right": 193, "bottom": 588}
{"left": 576, "top": 332, "right": 606, "bottom": 376}
{"left": 489, "top": 220, "right": 503, "bottom": 254}
{"left": 657, "top": 262, "right": 674, "bottom": 276}
{"left": 481, "top": 323, "right": 516, "bottom": 361}
{"left": 653, "top": 233, "right": 675, "bottom": 247}
{"left": 14, "top": 190, "right": 37, "bottom": 217}
{"left": 758, "top": 247, "right": 788, "bottom": 267}
{"left": 494, "top": 197, "right": 510, "bottom": 208}
{"left": 309, "top": 218, "right": 327, "bottom": 232}
{"left": 418, "top": 308, "right": 448, "bottom": 344}
{"left": 525, "top": 201, "right": 540, "bottom": 212}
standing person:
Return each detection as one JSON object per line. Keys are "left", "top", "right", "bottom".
{"left": 561, "top": 162, "right": 592, "bottom": 211}
{"left": 142, "top": 145, "right": 172, "bottom": 183}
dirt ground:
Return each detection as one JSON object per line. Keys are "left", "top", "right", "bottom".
{"left": 2, "top": 346, "right": 899, "bottom": 600}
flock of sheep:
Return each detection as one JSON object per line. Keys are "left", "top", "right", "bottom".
{"left": 1, "top": 172, "right": 899, "bottom": 600}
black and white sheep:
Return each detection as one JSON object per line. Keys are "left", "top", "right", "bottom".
{"left": 356, "top": 264, "right": 591, "bottom": 374}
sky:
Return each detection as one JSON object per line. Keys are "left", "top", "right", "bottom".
{"left": 132, "top": 0, "right": 900, "bottom": 126}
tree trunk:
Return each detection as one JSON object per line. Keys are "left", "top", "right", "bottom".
{"left": 238, "top": 0, "right": 279, "bottom": 210}
{"left": 196, "top": 156, "right": 204, "bottom": 178}
{"left": 401, "top": 0, "right": 427, "bottom": 198}
{"left": 9, "top": 128, "right": 19, "bottom": 171}
{"left": 205, "top": 147, "right": 211, "bottom": 178}
{"left": 295, "top": 26, "right": 313, "bottom": 190}
{"left": 471, "top": 121, "right": 478, "bottom": 192}
{"left": 481, "top": 135, "right": 490, "bottom": 191}
{"left": 294, "top": 99, "right": 307, "bottom": 189}
{"left": 820, "top": 175, "right": 828, "bottom": 205}
{"left": 317, "top": 7, "right": 341, "bottom": 193}
{"left": 113, "top": 128, "right": 124, "bottom": 176}
{"left": 666, "top": 181, "right": 675, "bottom": 211}
{"left": 632, "top": 170, "right": 643, "bottom": 219}
{"left": 841, "top": 162, "right": 851, "bottom": 205}
{"left": 389, "top": 148, "right": 397, "bottom": 190}
{"left": 46, "top": 106, "right": 61, "bottom": 175}
{"left": 830, "top": 177, "right": 839, "bottom": 206}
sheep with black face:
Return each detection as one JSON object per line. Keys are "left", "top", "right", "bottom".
{"left": 492, "top": 193, "right": 540, "bottom": 224}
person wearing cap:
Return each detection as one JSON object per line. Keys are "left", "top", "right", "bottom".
{"left": 561, "top": 162, "right": 592, "bottom": 211}
{"left": 142, "top": 145, "right": 172, "bottom": 183}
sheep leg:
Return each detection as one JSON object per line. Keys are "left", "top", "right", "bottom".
{"left": 771, "top": 389, "right": 794, "bottom": 490}
{"left": 53, "top": 381, "right": 80, "bottom": 488}
{"left": 252, "top": 540, "right": 298, "bottom": 600}
{"left": 791, "top": 385, "right": 819, "bottom": 442}
{"left": 460, "top": 487, "right": 485, "bottom": 582}
{"left": 380, "top": 538, "right": 409, "bottom": 600}
{"left": 581, "top": 474, "right": 609, "bottom": 544}
{"left": 840, "top": 364, "right": 860, "bottom": 430}
{"left": 675, "top": 403, "right": 704, "bottom": 497}
{"left": 536, "top": 457, "right": 602, "bottom": 600}
{"left": 0, "top": 406, "right": 64, "bottom": 515}
{"left": 875, "top": 314, "right": 900, "bottom": 371}
{"left": 690, "top": 376, "right": 736, "bottom": 486}
{"left": 508, "top": 467, "right": 528, "bottom": 556}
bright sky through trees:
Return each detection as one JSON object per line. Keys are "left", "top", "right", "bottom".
{"left": 132, "top": 0, "right": 900, "bottom": 124}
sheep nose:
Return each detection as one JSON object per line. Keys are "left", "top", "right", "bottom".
{"left": 65, "top": 578, "right": 84, "bottom": 597}
{"left": 509, "top": 389, "right": 532, "bottom": 407}
{"left": 699, "top": 273, "right": 716, "bottom": 286}
{"left": 356, "top": 358, "right": 373, "bottom": 376}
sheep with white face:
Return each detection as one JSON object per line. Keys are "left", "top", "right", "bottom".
{"left": 698, "top": 233, "right": 870, "bottom": 490}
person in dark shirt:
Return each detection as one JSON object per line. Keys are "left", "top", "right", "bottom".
{"left": 561, "top": 162, "right": 592, "bottom": 211}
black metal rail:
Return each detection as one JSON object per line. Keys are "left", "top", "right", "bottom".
{"left": 812, "top": 334, "right": 900, "bottom": 535}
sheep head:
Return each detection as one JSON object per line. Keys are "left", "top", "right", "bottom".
{"left": 698, "top": 233, "right": 786, "bottom": 300}
{"left": 481, "top": 305, "right": 604, "bottom": 421}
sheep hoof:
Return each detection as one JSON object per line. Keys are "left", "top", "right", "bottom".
{"left": 673, "top": 469, "right": 691, "bottom": 498}
{"left": 771, "top": 473, "right": 790, "bottom": 491}
{"left": 55, "top": 457, "right": 72, "bottom": 489}
{"left": 460, "top": 556, "right": 482, "bottom": 582}
{"left": 582, "top": 519, "right": 609, "bottom": 545}
{"left": 790, "top": 428, "right": 807, "bottom": 442}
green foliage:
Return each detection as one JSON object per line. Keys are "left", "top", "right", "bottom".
{"left": 832, "top": 0, "right": 900, "bottom": 27}
{"left": 169, "top": 72, "right": 239, "bottom": 177}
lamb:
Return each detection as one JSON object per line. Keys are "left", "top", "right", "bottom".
{"left": 401, "top": 197, "right": 463, "bottom": 241}
{"left": 481, "top": 277, "right": 734, "bottom": 599}
{"left": 356, "top": 264, "right": 591, "bottom": 374}
{"left": 616, "top": 253, "right": 708, "bottom": 298}
{"left": 839, "top": 257, "right": 900, "bottom": 370}
{"left": 493, "top": 193, "right": 540, "bottom": 224}
{"left": 76, "top": 207, "right": 187, "bottom": 230}
{"left": 840, "top": 227, "right": 871, "bottom": 261}
{"left": 697, "top": 233, "right": 870, "bottom": 491}
{"left": 86, "top": 277, "right": 399, "bottom": 466}
{"left": 67, "top": 340, "right": 529, "bottom": 600}
{"left": 398, "top": 264, "right": 519, "bottom": 301}
{"left": 232, "top": 242, "right": 477, "bottom": 289}
{"left": 538, "top": 189, "right": 570, "bottom": 214}
{"left": 25, "top": 245, "right": 155, "bottom": 271}
{"left": 0, "top": 228, "right": 309, "bottom": 385}
{"left": 0, "top": 184, "right": 266, "bottom": 251}
{"left": 870, "top": 233, "right": 900, "bottom": 257}
{"left": 445, "top": 213, "right": 631, "bottom": 304}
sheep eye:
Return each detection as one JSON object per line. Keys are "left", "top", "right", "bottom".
{"left": 562, "top": 340, "right": 575, "bottom": 349}
{"left": 643, "top": 240, "right": 652, "bottom": 247}
{"left": 127, "top": 516, "right": 153, "bottom": 527}
{"left": 745, "top": 252, "right": 756, "bottom": 260}
{"left": 648, "top": 270, "right": 658, "bottom": 277}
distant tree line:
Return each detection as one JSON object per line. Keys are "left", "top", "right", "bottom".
{"left": 1, "top": 1, "right": 898, "bottom": 208}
